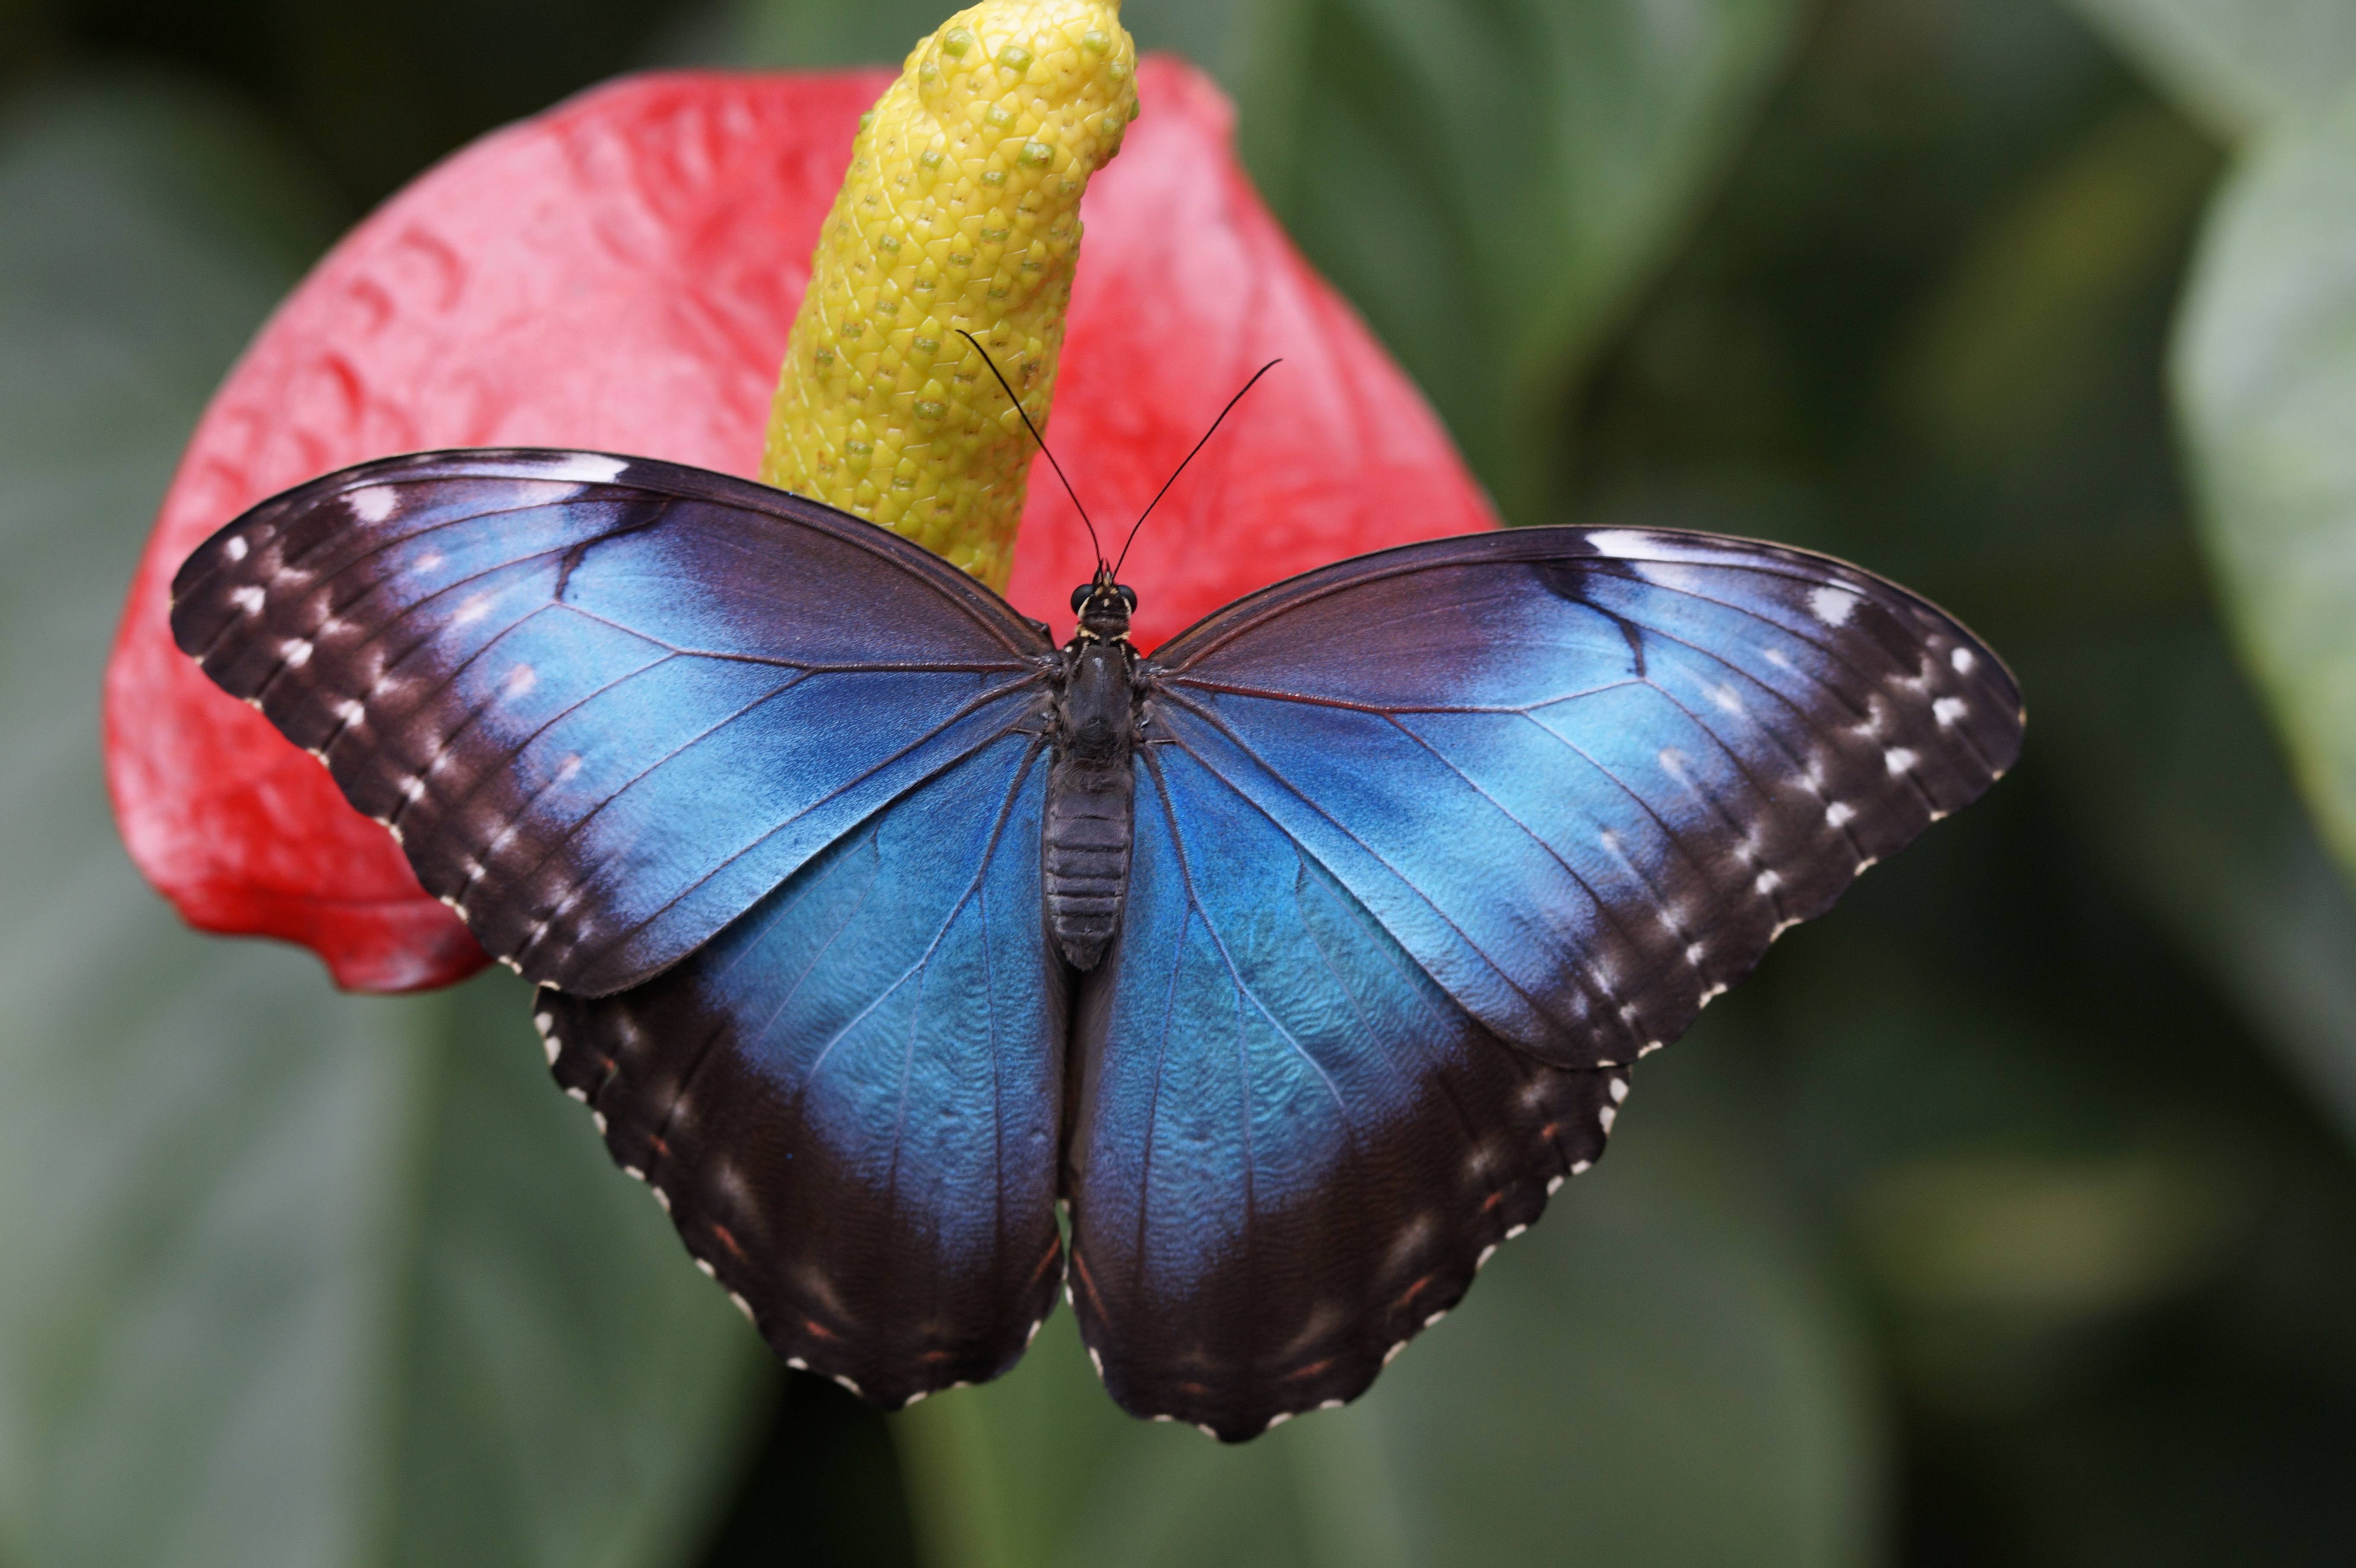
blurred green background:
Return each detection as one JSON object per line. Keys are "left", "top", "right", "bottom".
{"left": 3, "top": 0, "right": 2354, "bottom": 1563}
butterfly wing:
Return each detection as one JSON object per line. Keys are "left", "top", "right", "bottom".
{"left": 1139, "top": 525, "right": 2022, "bottom": 1069}
{"left": 537, "top": 730, "right": 1066, "bottom": 1406}
{"left": 1067, "top": 525, "right": 2021, "bottom": 1437}
{"left": 174, "top": 449, "right": 1070, "bottom": 1403}
{"left": 1066, "top": 737, "right": 1628, "bottom": 1439}
{"left": 168, "top": 449, "right": 1054, "bottom": 994}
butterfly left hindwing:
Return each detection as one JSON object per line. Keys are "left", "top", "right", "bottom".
{"left": 1066, "top": 733, "right": 1626, "bottom": 1441}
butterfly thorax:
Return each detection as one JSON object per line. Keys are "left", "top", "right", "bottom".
{"left": 1044, "top": 597, "right": 1141, "bottom": 971}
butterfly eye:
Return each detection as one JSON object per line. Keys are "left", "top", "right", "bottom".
{"left": 1070, "top": 584, "right": 1093, "bottom": 613}
{"left": 1116, "top": 585, "right": 1137, "bottom": 610}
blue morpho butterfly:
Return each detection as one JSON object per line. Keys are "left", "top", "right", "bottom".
{"left": 168, "top": 356, "right": 2022, "bottom": 1441}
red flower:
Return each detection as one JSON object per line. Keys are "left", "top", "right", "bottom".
{"left": 103, "top": 59, "right": 1499, "bottom": 994}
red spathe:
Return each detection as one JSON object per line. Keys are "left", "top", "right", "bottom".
{"left": 104, "top": 59, "right": 1498, "bottom": 994}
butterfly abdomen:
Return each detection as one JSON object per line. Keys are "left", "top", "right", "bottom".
{"left": 1045, "top": 640, "right": 1138, "bottom": 971}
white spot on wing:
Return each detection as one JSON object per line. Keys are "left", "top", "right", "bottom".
{"left": 1933, "top": 697, "right": 1968, "bottom": 727}
{"left": 229, "top": 585, "right": 264, "bottom": 616}
{"left": 1951, "top": 646, "right": 1978, "bottom": 675}
{"left": 1808, "top": 585, "right": 1861, "bottom": 626}
{"left": 526, "top": 452, "right": 630, "bottom": 484}
{"left": 223, "top": 535, "right": 249, "bottom": 562}
{"left": 1885, "top": 747, "right": 1918, "bottom": 775}
{"left": 1583, "top": 528, "right": 1661, "bottom": 558}
{"left": 1826, "top": 801, "right": 1856, "bottom": 828}
{"left": 451, "top": 593, "right": 494, "bottom": 627}
{"left": 348, "top": 486, "right": 398, "bottom": 523}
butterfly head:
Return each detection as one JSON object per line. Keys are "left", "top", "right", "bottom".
{"left": 1071, "top": 573, "right": 1137, "bottom": 642}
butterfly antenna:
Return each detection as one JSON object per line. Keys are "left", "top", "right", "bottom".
{"left": 957, "top": 329, "right": 1104, "bottom": 570}
{"left": 1112, "top": 359, "right": 1281, "bottom": 579}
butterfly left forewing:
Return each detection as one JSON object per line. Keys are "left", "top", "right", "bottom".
{"left": 1140, "top": 525, "right": 2024, "bottom": 1071}
{"left": 537, "top": 730, "right": 1067, "bottom": 1407}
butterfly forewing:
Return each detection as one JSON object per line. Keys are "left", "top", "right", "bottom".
{"left": 168, "top": 449, "right": 1054, "bottom": 995}
{"left": 1136, "top": 526, "right": 2024, "bottom": 1069}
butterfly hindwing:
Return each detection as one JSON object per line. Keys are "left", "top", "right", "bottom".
{"left": 1065, "top": 737, "right": 1627, "bottom": 1440}
{"left": 538, "top": 730, "right": 1067, "bottom": 1407}
{"left": 169, "top": 449, "right": 1053, "bottom": 994}
{"left": 1141, "top": 525, "right": 2024, "bottom": 1070}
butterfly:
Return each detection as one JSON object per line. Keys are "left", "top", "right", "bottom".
{"left": 168, "top": 445, "right": 2021, "bottom": 1440}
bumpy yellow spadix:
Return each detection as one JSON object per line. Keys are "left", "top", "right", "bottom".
{"left": 761, "top": 0, "right": 1138, "bottom": 589}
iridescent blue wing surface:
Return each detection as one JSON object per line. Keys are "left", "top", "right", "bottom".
{"left": 537, "top": 731, "right": 1066, "bottom": 1406}
{"left": 173, "top": 449, "right": 1068, "bottom": 1404}
{"left": 169, "top": 449, "right": 1054, "bottom": 994}
{"left": 1065, "top": 739, "right": 1630, "bottom": 1440}
{"left": 1068, "top": 525, "right": 2021, "bottom": 1438}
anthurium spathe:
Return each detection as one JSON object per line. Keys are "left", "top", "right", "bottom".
{"left": 104, "top": 57, "right": 1500, "bottom": 995}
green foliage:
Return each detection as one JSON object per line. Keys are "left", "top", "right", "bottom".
{"left": 0, "top": 77, "right": 764, "bottom": 1568}
{"left": 1227, "top": 0, "right": 1804, "bottom": 523}
{"left": 2070, "top": 0, "right": 2356, "bottom": 889}
{"left": 2173, "top": 99, "right": 2356, "bottom": 887}
{"left": 2071, "top": 0, "right": 2356, "bottom": 138}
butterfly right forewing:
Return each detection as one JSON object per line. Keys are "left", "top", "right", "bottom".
{"left": 170, "top": 448, "right": 1054, "bottom": 996}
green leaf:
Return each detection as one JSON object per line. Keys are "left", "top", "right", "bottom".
{"left": 1230, "top": 0, "right": 1805, "bottom": 522}
{"left": 0, "top": 76, "right": 763, "bottom": 1568}
{"left": 2035, "top": 625, "right": 2356, "bottom": 1146}
{"left": 2173, "top": 90, "right": 2356, "bottom": 889}
{"left": 2068, "top": 0, "right": 2356, "bottom": 142}
{"left": 893, "top": 1066, "right": 1882, "bottom": 1568}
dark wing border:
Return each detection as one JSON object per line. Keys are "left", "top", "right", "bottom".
{"left": 171, "top": 447, "right": 1055, "bottom": 663}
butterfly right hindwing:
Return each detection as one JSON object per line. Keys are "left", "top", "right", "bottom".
{"left": 538, "top": 728, "right": 1067, "bottom": 1409}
